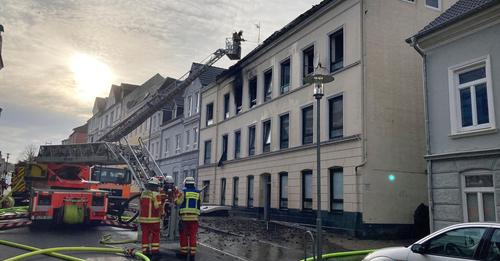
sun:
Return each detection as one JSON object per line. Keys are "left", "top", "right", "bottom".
{"left": 70, "top": 53, "right": 113, "bottom": 102}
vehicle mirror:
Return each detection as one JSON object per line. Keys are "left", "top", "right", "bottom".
{"left": 411, "top": 244, "right": 426, "bottom": 254}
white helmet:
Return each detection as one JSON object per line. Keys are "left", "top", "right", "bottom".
{"left": 148, "top": 177, "right": 160, "bottom": 186}
{"left": 184, "top": 177, "right": 195, "bottom": 186}
{"left": 165, "top": 175, "right": 174, "bottom": 184}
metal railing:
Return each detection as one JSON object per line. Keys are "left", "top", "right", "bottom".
{"left": 304, "top": 230, "right": 316, "bottom": 261}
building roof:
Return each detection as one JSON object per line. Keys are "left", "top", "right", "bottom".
{"left": 93, "top": 97, "right": 107, "bottom": 112}
{"left": 190, "top": 63, "right": 226, "bottom": 86}
{"left": 218, "top": 0, "right": 337, "bottom": 80}
{"left": 409, "top": 0, "right": 500, "bottom": 42}
{"left": 73, "top": 123, "right": 88, "bottom": 133}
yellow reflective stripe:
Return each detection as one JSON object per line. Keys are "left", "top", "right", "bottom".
{"left": 181, "top": 247, "right": 189, "bottom": 250}
{"left": 138, "top": 217, "right": 161, "bottom": 223}
{"left": 151, "top": 243, "right": 160, "bottom": 246}
{"left": 185, "top": 192, "right": 199, "bottom": 200}
{"left": 151, "top": 247, "right": 159, "bottom": 250}
{"left": 180, "top": 215, "right": 199, "bottom": 221}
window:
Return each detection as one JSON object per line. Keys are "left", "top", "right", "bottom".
{"left": 302, "top": 170, "right": 313, "bottom": 210}
{"left": 187, "top": 95, "right": 192, "bottom": 117}
{"left": 221, "top": 134, "right": 228, "bottom": 162}
{"left": 426, "top": 0, "right": 441, "bottom": 10}
{"left": 450, "top": 57, "right": 494, "bottom": 134}
{"left": 223, "top": 93, "right": 230, "bottom": 119}
{"left": 234, "top": 84, "right": 243, "bottom": 114}
{"left": 330, "top": 167, "right": 344, "bottom": 211}
{"left": 463, "top": 174, "right": 496, "bottom": 222}
{"left": 330, "top": 28, "right": 344, "bottom": 72}
{"left": 247, "top": 176, "right": 254, "bottom": 207}
{"left": 303, "top": 46, "right": 315, "bottom": 82}
{"left": 204, "top": 140, "right": 212, "bottom": 164}
{"left": 424, "top": 227, "right": 486, "bottom": 259}
{"left": 279, "top": 172, "right": 288, "bottom": 209}
{"left": 329, "top": 95, "right": 343, "bottom": 139}
{"left": 202, "top": 180, "right": 210, "bottom": 203}
{"left": 193, "top": 128, "right": 198, "bottom": 145}
{"left": 249, "top": 77, "right": 257, "bottom": 108}
{"left": 206, "top": 103, "right": 214, "bottom": 126}
{"left": 194, "top": 92, "right": 200, "bottom": 113}
{"left": 234, "top": 130, "right": 241, "bottom": 159}
{"left": 173, "top": 171, "right": 179, "bottom": 185}
{"left": 220, "top": 178, "right": 226, "bottom": 205}
{"left": 233, "top": 177, "right": 239, "bottom": 207}
{"left": 262, "top": 120, "right": 271, "bottom": 153}
{"left": 280, "top": 114, "right": 289, "bottom": 149}
{"left": 302, "top": 105, "right": 314, "bottom": 144}
{"left": 280, "top": 59, "right": 291, "bottom": 94}
{"left": 264, "top": 70, "right": 272, "bottom": 102}
{"left": 175, "top": 134, "right": 181, "bottom": 154}
{"left": 248, "top": 126, "right": 256, "bottom": 156}
{"left": 185, "top": 130, "right": 190, "bottom": 150}
{"left": 486, "top": 229, "right": 500, "bottom": 261}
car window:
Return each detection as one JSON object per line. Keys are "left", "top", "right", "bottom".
{"left": 424, "top": 227, "right": 486, "bottom": 259}
{"left": 486, "top": 229, "right": 500, "bottom": 261}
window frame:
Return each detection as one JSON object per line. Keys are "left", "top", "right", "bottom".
{"left": 247, "top": 175, "right": 254, "bottom": 208}
{"left": 329, "top": 27, "right": 344, "bottom": 73}
{"left": 185, "top": 130, "right": 190, "bottom": 150}
{"left": 223, "top": 93, "right": 230, "bottom": 120}
{"left": 220, "top": 178, "right": 226, "bottom": 205}
{"left": 448, "top": 55, "right": 495, "bottom": 135}
{"left": 233, "top": 177, "right": 239, "bottom": 207}
{"left": 280, "top": 58, "right": 291, "bottom": 94}
{"left": 221, "top": 134, "right": 228, "bottom": 162}
{"left": 262, "top": 120, "right": 271, "bottom": 153}
{"left": 206, "top": 102, "right": 214, "bottom": 126}
{"left": 249, "top": 77, "right": 258, "bottom": 109}
{"left": 187, "top": 95, "right": 193, "bottom": 117}
{"left": 202, "top": 180, "right": 210, "bottom": 203}
{"left": 175, "top": 134, "right": 181, "bottom": 154}
{"left": 328, "top": 94, "right": 344, "bottom": 139}
{"left": 263, "top": 68, "right": 273, "bottom": 102}
{"left": 279, "top": 172, "right": 288, "bottom": 209}
{"left": 203, "top": 140, "right": 212, "bottom": 165}
{"left": 329, "top": 167, "right": 344, "bottom": 212}
{"left": 164, "top": 138, "right": 170, "bottom": 157}
{"left": 302, "top": 45, "right": 315, "bottom": 83}
{"left": 234, "top": 130, "right": 241, "bottom": 159}
{"left": 302, "top": 105, "right": 314, "bottom": 145}
{"left": 425, "top": 0, "right": 442, "bottom": 11}
{"left": 302, "top": 170, "right": 313, "bottom": 211}
{"left": 279, "top": 113, "right": 290, "bottom": 149}
{"left": 248, "top": 125, "right": 256, "bottom": 156}
{"left": 461, "top": 173, "right": 497, "bottom": 222}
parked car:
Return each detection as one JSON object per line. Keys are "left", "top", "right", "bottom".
{"left": 363, "top": 223, "right": 500, "bottom": 261}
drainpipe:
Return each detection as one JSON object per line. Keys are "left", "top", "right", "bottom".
{"left": 409, "top": 36, "right": 434, "bottom": 232}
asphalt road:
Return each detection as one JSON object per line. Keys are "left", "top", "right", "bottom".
{"left": 0, "top": 224, "right": 239, "bottom": 261}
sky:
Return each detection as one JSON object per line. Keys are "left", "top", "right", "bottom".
{"left": 0, "top": 0, "right": 322, "bottom": 162}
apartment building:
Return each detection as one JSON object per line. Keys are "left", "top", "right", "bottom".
{"left": 150, "top": 63, "right": 225, "bottom": 186}
{"left": 198, "top": 0, "right": 456, "bottom": 238}
{"left": 62, "top": 123, "right": 88, "bottom": 145}
{"left": 408, "top": 0, "right": 500, "bottom": 231}
{"left": 87, "top": 74, "right": 166, "bottom": 145}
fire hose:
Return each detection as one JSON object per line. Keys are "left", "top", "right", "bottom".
{"left": 0, "top": 240, "right": 150, "bottom": 261}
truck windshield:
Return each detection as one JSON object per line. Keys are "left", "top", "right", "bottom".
{"left": 92, "top": 168, "right": 131, "bottom": 184}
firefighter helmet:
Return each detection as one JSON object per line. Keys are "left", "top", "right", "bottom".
{"left": 165, "top": 175, "right": 174, "bottom": 184}
{"left": 184, "top": 177, "right": 195, "bottom": 186}
{"left": 148, "top": 177, "right": 161, "bottom": 186}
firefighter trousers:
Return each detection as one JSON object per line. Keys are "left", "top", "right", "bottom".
{"left": 179, "top": 221, "right": 198, "bottom": 255}
{"left": 141, "top": 222, "right": 160, "bottom": 254}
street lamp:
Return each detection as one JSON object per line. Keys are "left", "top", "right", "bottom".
{"left": 304, "top": 63, "right": 334, "bottom": 261}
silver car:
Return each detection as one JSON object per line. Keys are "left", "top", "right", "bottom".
{"left": 363, "top": 223, "right": 500, "bottom": 261}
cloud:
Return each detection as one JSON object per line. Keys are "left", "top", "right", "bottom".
{"left": 0, "top": 0, "right": 321, "bottom": 162}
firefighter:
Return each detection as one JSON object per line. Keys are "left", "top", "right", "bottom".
{"left": 175, "top": 177, "right": 201, "bottom": 259}
{"left": 139, "top": 177, "right": 162, "bottom": 258}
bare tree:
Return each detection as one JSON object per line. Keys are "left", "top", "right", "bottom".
{"left": 21, "top": 144, "right": 38, "bottom": 162}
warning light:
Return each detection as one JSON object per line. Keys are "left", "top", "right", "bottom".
{"left": 388, "top": 174, "right": 396, "bottom": 182}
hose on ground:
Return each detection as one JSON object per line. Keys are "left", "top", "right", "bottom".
{"left": 100, "top": 233, "right": 138, "bottom": 245}
{"left": 0, "top": 240, "right": 84, "bottom": 261}
{"left": 301, "top": 249, "right": 375, "bottom": 261}
{"left": 0, "top": 206, "right": 28, "bottom": 215}
{"left": 0, "top": 240, "right": 150, "bottom": 261}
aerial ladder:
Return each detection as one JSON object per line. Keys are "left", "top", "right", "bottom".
{"left": 32, "top": 32, "right": 243, "bottom": 231}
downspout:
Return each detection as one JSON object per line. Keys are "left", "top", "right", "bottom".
{"left": 353, "top": 0, "right": 366, "bottom": 237}
{"left": 409, "top": 36, "right": 434, "bottom": 232}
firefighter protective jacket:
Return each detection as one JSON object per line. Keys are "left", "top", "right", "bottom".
{"left": 175, "top": 187, "right": 201, "bottom": 221}
{"left": 139, "top": 190, "right": 162, "bottom": 223}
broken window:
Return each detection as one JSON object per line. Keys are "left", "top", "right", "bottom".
{"left": 303, "top": 45, "right": 315, "bottom": 82}
{"left": 224, "top": 93, "right": 230, "bottom": 120}
{"left": 249, "top": 77, "right": 257, "bottom": 108}
{"left": 262, "top": 120, "right": 271, "bottom": 153}
{"left": 264, "top": 69, "right": 272, "bottom": 102}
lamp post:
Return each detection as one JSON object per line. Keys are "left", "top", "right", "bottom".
{"left": 305, "top": 63, "right": 334, "bottom": 261}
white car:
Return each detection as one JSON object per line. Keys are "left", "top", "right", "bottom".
{"left": 363, "top": 223, "right": 500, "bottom": 261}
